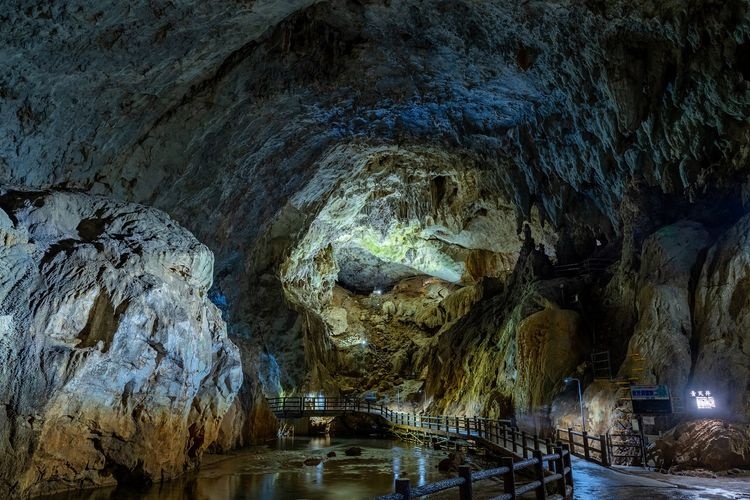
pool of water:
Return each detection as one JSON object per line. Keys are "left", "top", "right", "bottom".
{"left": 43, "top": 437, "right": 455, "bottom": 500}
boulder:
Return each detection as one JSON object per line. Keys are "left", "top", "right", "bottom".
{"left": 437, "top": 451, "right": 464, "bottom": 472}
{"left": 344, "top": 446, "right": 363, "bottom": 456}
{"left": 0, "top": 189, "right": 242, "bottom": 497}
{"left": 303, "top": 457, "right": 323, "bottom": 466}
{"left": 652, "top": 420, "right": 750, "bottom": 472}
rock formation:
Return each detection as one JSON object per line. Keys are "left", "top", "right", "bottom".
{"left": 0, "top": 189, "right": 242, "bottom": 497}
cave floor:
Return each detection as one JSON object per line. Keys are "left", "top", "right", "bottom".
{"left": 571, "top": 457, "right": 750, "bottom": 499}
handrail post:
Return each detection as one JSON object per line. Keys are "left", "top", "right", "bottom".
{"left": 464, "top": 416, "right": 469, "bottom": 436}
{"left": 521, "top": 431, "right": 528, "bottom": 458}
{"left": 545, "top": 438, "right": 553, "bottom": 455}
{"left": 582, "top": 431, "right": 590, "bottom": 461}
{"left": 395, "top": 478, "right": 412, "bottom": 500}
{"left": 567, "top": 428, "right": 575, "bottom": 455}
{"left": 561, "top": 444, "right": 574, "bottom": 487}
{"left": 533, "top": 449, "right": 547, "bottom": 499}
{"left": 503, "top": 425, "right": 508, "bottom": 448}
{"left": 502, "top": 457, "right": 516, "bottom": 499}
{"left": 553, "top": 446, "right": 567, "bottom": 494}
{"left": 458, "top": 465, "right": 473, "bottom": 500}
{"left": 455, "top": 416, "right": 459, "bottom": 434}
{"left": 533, "top": 434, "right": 540, "bottom": 451}
{"left": 599, "top": 434, "right": 609, "bottom": 466}
{"left": 473, "top": 416, "right": 477, "bottom": 435}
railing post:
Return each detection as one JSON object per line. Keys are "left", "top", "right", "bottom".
{"left": 567, "top": 428, "right": 575, "bottom": 455}
{"left": 599, "top": 434, "right": 609, "bottom": 466}
{"left": 521, "top": 431, "right": 528, "bottom": 458}
{"left": 533, "top": 434, "right": 540, "bottom": 451}
{"left": 533, "top": 449, "right": 547, "bottom": 499}
{"left": 395, "top": 478, "right": 412, "bottom": 500}
{"left": 502, "top": 457, "right": 516, "bottom": 499}
{"left": 455, "top": 416, "right": 460, "bottom": 434}
{"left": 458, "top": 465, "right": 473, "bottom": 500}
{"left": 473, "top": 416, "right": 477, "bottom": 435}
{"left": 545, "top": 438, "right": 553, "bottom": 455}
{"left": 503, "top": 425, "right": 508, "bottom": 448}
{"left": 299, "top": 397, "right": 303, "bottom": 414}
{"left": 582, "top": 431, "right": 590, "bottom": 461}
{"left": 553, "top": 446, "right": 567, "bottom": 494}
{"left": 561, "top": 444, "right": 574, "bottom": 487}
{"left": 464, "top": 417, "right": 469, "bottom": 435}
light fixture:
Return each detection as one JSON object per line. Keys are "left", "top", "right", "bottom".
{"left": 373, "top": 289, "right": 382, "bottom": 295}
{"left": 564, "top": 377, "right": 586, "bottom": 432}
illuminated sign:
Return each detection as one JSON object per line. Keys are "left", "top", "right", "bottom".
{"left": 689, "top": 390, "right": 716, "bottom": 410}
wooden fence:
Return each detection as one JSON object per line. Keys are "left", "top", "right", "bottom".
{"left": 267, "top": 397, "right": 575, "bottom": 499}
{"left": 266, "top": 397, "right": 514, "bottom": 438}
{"left": 553, "top": 257, "right": 613, "bottom": 277}
{"left": 376, "top": 447, "right": 573, "bottom": 500}
{"left": 555, "top": 428, "right": 609, "bottom": 466}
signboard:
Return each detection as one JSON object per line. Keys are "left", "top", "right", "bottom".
{"left": 689, "top": 390, "right": 716, "bottom": 410}
{"left": 630, "top": 385, "right": 672, "bottom": 414}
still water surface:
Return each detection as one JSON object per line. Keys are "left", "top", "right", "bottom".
{"left": 44, "top": 437, "right": 452, "bottom": 500}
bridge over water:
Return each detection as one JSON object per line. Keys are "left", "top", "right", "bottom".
{"left": 267, "top": 396, "right": 575, "bottom": 499}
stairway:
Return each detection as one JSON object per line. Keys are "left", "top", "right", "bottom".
{"left": 606, "top": 352, "right": 647, "bottom": 465}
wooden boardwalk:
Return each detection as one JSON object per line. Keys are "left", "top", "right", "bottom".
{"left": 267, "top": 397, "right": 574, "bottom": 499}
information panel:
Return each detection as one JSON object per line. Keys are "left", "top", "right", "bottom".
{"left": 630, "top": 385, "right": 672, "bottom": 414}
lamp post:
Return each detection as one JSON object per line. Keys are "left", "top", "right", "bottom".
{"left": 564, "top": 377, "right": 586, "bottom": 432}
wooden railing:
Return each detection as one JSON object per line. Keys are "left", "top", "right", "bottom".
{"left": 555, "top": 427, "right": 609, "bottom": 466}
{"left": 266, "top": 397, "right": 513, "bottom": 438}
{"left": 553, "top": 257, "right": 613, "bottom": 277}
{"left": 376, "top": 447, "right": 573, "bottom": 500}
{"left": 268, "top": 397, "right": 575, "bottom": 498}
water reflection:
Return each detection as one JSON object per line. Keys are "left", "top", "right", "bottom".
{"left": 41, "top": 438, "right": 450, "bottom": 500}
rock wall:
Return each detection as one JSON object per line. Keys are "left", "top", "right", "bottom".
{"left": 0, "top": 189, "right": 242, "bottom": 497}
{"left": 694, "top": 214, "right": 750, "bottom": 418}
{"left": 0, "top": 0, "right": 749, "bottom": 478}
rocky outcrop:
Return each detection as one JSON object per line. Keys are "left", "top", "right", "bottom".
{"left": 694, "top": 214, "right": 750, "bottom": 418}
{"left": 210, "top": 338, "right": 278, "bottom": 451}
{"left": 652, "top": 420, "right": 750, "bottom": 471}
{"left": 0, "top": 189, "right": 241, "bottom": 497}
{"left": 621, "top": 220, "right": 709, "bottom": 393}
{"left": 515, "top": 307, "right": 585, "bottom": 414}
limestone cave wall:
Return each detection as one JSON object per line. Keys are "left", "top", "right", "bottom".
{"left": 0, "top": 0, "right": 749, "bottom": 490}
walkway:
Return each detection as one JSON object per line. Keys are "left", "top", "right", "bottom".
{"left": 572, "top": 457, "right": 750, "bottom": 499}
